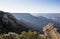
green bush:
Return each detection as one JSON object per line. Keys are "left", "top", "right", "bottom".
{"left": 0, "top": 31, "right": 46, "bottom": 39}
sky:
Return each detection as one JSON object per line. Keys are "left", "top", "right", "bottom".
{"left": 0, "top": 0, "right": 60, "bottom": 13}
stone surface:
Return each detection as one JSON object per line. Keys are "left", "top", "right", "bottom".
{"left": 43, "top": 23, "right": 60, "bottom": 39}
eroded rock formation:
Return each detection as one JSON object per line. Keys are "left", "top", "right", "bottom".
{"left": 43, "top": 23, "right": 60, "bottom": 39}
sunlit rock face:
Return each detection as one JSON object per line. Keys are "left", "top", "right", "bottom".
{"left": 43, "top": 23, "right": 60, "bottom": 39}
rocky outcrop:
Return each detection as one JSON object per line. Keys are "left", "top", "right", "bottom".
{"left": 43, "top": 23, "right": 60, "bottom": 39}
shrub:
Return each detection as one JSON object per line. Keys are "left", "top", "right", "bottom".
{"left": 0, "top": 31, "right": 46, "bottom": 39}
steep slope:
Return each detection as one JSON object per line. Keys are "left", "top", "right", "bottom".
{"left": 0, "top": 11, "right": 29, "bottom": 34}
{"left": 12, "top": 13, "right": 60, "bottom": 33}
{"left": 1, "top": 12, "right": 60, "bottom": 34}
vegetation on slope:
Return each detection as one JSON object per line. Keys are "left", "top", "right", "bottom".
{"left": 0, "top": 30, "right": 46, "bottom": 39}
